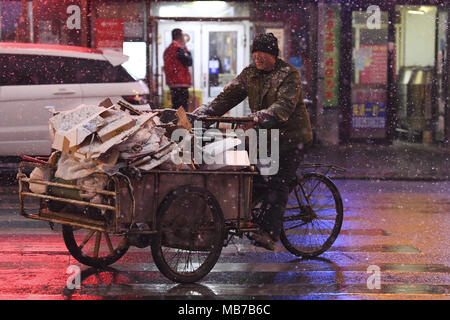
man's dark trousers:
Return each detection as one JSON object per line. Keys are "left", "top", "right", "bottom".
{"left": 260, "top": 147, "right": 307, "bottom": 241}
{"left": 170, "top": 87, "right": 189, "bottom": 110}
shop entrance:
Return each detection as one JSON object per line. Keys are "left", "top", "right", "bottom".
{"left": 157, "top": 21, "right": 249, "bottom": 115}
{"left": 349, "top": 4, "right": 446, "bottom": 144}
{"left": 394, "top": 5, "right": 446, "bottom": 144}
{"left": 350, "top": 9, "right": 389, "bottom": 140}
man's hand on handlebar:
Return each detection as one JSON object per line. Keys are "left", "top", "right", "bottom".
{"left": 248, "top": 109, "right": 278, "bottom": 129}
{"left": 191, "top": 104, "right": 279, "bottom": 130}
{"left": 235, "top": 119, "right": 255, "bottom": 131}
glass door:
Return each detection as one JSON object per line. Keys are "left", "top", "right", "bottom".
{"left": 157, "top": 21, "right": 247, "bottom": 114}
{"left": 201, "top": 23, "right": 245, "bottom": 116}
{"left": 393, "top": 6, "right": 438, "bottom": 143}
{"left": 351, "top": 10, "right": 389, "bottom": 139}
{"left": 436, "top": 9, "right": 447, "bottom": 143}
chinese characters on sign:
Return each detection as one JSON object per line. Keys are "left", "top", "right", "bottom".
{"left": 323, "top": 5, "right": 340, "bottom": 107}
{"left": 351, "top": 89, "right": 386, "bottom": 129}
{"left": 359, "top": 44, "right": 388, "bottom": 84}
{"left": 352, "top": 103, "right": 386, "bottom": 128}
{"left": 351, "top": 10, "right": 388, "bottom": 136}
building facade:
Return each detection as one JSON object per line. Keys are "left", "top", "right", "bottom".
{"left": 1, "top": 0, "right": 449, "bottom": 146}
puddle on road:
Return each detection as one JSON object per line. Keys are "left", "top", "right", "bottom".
{"left": 330, "top": 244, "right": 420, "bottom": 253}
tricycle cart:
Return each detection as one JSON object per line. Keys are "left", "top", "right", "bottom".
{"left": 17, "top": 117, "right": 344, "bottom": 283}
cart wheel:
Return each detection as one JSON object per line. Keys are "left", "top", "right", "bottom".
{"left": 62, "top": 225, "right": 129, "bottom": 268}
{"left": 151, "top": 186, "right": 225, "bottom": 283}
{"left": 280, "top": 173, "right": 343, "bottom": 258}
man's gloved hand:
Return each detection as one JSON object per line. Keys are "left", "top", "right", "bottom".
{"left": 248, "top": 110, "right": 278, "bottom": 129}
{"left": 191, "top": 104, "right": 216, "bottom": 128}
{"left": 192, "top": 104, "right": 209, "bottom": 117}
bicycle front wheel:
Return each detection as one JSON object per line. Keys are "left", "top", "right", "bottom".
{"left": 280, "top": 173, "right": 343, "bottom": 257}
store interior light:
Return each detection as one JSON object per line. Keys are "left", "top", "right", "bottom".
{"left": 159, "top": 1, "right": 230, "bottom": 17}
{"left": 407, "top": 10, "right": 425, "bottom": 15}
{"left": 419, "top": 6, "right": 433, "bottom": 13}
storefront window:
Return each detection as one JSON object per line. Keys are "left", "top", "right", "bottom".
{"left": 208, "top": 31, "right": 237, "bottom": 98}
{"left": 123, "top": 41, "right": 147, "bottom": 80}
{"left": 35, "top": 0, "right": 83, "bottom": 45}
{"left": 394, "top": 6, "right": 437, "bottom": 143}
{"left": 436, "top": 10, "right": 448, "bottom": 142}
{"left": 351, "top": 10, "right": 389, "bottom": 139}
{"left": 93, "top": 1, "right": 145, "bottom": 46}
{"left": 93, "top": 1, "right": 147, "bottom": 78}
{"left": 0, "top": 1, "right": 21, "bottom": 41}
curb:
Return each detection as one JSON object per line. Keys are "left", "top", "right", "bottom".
{"left": 330, "top": 175, "right": 450, "bottom": 182}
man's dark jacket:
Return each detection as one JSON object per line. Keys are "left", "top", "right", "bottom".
{"left": 195, "top": 58, "right": 313, "bottom": 150}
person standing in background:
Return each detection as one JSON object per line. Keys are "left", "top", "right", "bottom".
{"left": 163, "top": 28, "right": 192, "bottom": 110}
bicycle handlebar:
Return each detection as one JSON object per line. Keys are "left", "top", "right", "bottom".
{"left": 200, "top": 116, "right": 254, "bottom": 123}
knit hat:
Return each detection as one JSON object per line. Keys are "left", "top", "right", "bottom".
{"left": 251, "top": 33, "right": 279, "bottom": 57}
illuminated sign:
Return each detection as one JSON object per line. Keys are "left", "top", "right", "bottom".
{"left": 352, "top": 103, "right": 386, "bottom": 129}
{"left": 351, "top": 89, "right": 386, "bottom": 129}
{"left": 96, "top": 19, "right": 124, "bottom": 51}
{"left": 323, "top": 4, "right": 340, "bottom": 107}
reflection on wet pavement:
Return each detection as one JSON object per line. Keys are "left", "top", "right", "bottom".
{"left": 0, "top": 180, "right": 449, "bottom": 299}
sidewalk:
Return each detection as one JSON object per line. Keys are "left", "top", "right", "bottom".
{"left": 303, "top": 140, "right": 450, "bottom": 181}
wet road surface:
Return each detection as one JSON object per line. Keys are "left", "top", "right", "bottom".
{"left": 0, "top": 179, "right": 449, "bottom": 300}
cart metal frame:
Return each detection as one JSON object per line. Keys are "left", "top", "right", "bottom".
{"left": 17, "top": 116, "right": 345, "bottom": 283}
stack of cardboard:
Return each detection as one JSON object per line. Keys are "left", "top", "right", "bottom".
{"left": 28, "top": 100, "right": 252, "bottom": 197}
{"left": 48, "top": 100, "right": 180, "bottom": 182}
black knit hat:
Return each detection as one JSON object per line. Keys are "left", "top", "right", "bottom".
{"left": 172, "top": 28, "right": 183, "bottom": 41}
{"left": 251, "top": 33, "right": 279, "bottom": 57}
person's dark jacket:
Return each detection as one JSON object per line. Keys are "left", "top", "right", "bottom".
{"left": 194, "top": 58, "right": 313, "bottom": 150}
